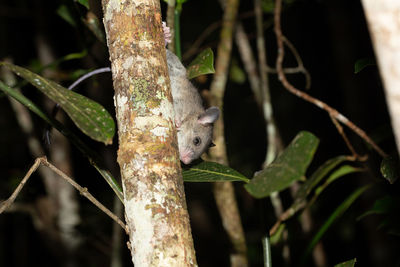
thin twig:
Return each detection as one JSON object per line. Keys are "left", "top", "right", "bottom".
{"left": 0, "top": 158, "right": 42, "bottom": 213}
{"left": 0, "top": 157, "right": 127, "bottom": 231}
{"left": 255, "top": 0, "right": 282, "bottom": 166}
{"left": 329, "top": 115, "right": 367, "bottom": 161}
{"left": 269, "top": 203, "right": 302, "bottom": 236}
{"left": 235, "top": 22, "right": 262, "bottom": 104}
{"left": 265, "top": 36, "right": 312, "bottom": 90}
{"left": 253, "top": 3, "right": 291, "bottom": 262}
{"left": 273, "top": 0, "right": 387, "bottom": 158}
{"left": 281, "top": 36, "right": 311, "bottom": 89}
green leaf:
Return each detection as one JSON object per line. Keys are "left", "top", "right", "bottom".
{"left": 270, "top": 223, "right": 286, "bottom": 245}
{"left": 62, "top": 50, "right": 88, "bottom": 62}
{"left": 262, "top": 0, "right": 275, "bottom": 13}
{"left": 57, "top": 5, "right": 77, "bottom": 27}
{"left": 358, "top": 196, "right": 399, "bottom": 220}
{"left": 314, "top": 165, "right": 362, "bottom": 196}
{"left": 182, "top": 161, "right": 249, "bottom": 182}
{"left": 358, "top": 195, "right": 400, "bottom": 236}
{"left": 354, "top": 57, "right": 375, "bottom": 74}
{"left": 334, "top": 258, "right": 357, "bottom": 267}
{"left": 187, "top": 48, "right": 215, "bottom": 79}
{"left": 0, "top": 81, "right": 123, "bottom": 201}
{"left": 44, "top": 50, "right": 88, "bottom": 71}
{"left": 294, "top": 156, "right": 350, "bottom": 202}
{"left": 176, "top": 0, "right": 188, "bottom": 11}
{"left": 308, "top": 165, "right": 362, "bottom": 208}
{"left": 303, "top": 185, "right": 370, "bottom": 260}
{"left": 245, "top": 131, "right": 319, "bottom": 198}
{"left": 1, "top": 62, "right": 115, "bottom": 145}
{"left": 229, "top": 59, "right": 246, "bottom": 84}
{"left": 269, "top": 162, "right": 360, "bottom": 228}
{"left": 76, "top": 0, "right": 89, "bottom": 9}
{"left": 380, "top": 156, "right": 399, "bottom": 184}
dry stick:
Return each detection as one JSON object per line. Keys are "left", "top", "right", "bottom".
{"left": 0, "top": 157, "right": 127, "bottom": 231}
{"left": 236, "top": 20, "right": 292, "bottom": 263}
{"left": 273, "top": 0, "right": 387, "bottom": 158}
{"left": 210, "top": 0, "right": 248, "bottom": 266}
{"left": 236, "top": 23, "right": 289, "bottom": 262}
{"left": 272, "top": 1, "right": 380, "bottom": 265}
{"left": 235, "top": 25, "right": 311, "bottom": 107}
{"left": 254, "top": 0, "right": 291, "bottom": 262}
{"left": 265, "top": 36, "right": 312, "bottom": 91}
{"left": 255, "top": 0, "right": 281, "bottom": 167}
{"left": 235, "top": 23, "right": 262, "bottom": 104}
{"left": 329, "top": 115, "right": 367, "bottom": 161}
{"left": 0, "top": 158, "right": 42, "bottom": 214}
{"left": 281, "top": 36, "right": 311, "bottom": 90}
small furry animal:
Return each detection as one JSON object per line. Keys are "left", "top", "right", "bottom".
{"left": 68, "top": 26, "right": 219, "bottom": 164}
{"left": 166, "top": 49, "right": 219, "bottom": 164}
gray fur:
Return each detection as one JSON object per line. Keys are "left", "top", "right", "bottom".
{"left": 69, "top": 49, "right": 219, "bottom": 164}
{"left": 166, "top": 50, "right": 220, "bottom": 164}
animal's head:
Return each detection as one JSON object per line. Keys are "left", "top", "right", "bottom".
{"left": 177, "top": 107, "right": 220, "bottom": 164}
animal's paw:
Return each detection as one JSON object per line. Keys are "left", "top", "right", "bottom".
{"left": 162, "top": 22, "right": 172, "bottom": 45}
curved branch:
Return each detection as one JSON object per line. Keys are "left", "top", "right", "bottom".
{"left": 273, "top": 0, "right": 387, "bottom": 158}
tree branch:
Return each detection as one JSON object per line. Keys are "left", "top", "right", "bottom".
{"left": 273, "top": 0, "right": 387, "bottom": 158}
{"left": 0, "top": 157, "right": 127, "bottom": 231}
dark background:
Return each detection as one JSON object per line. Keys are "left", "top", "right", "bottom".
{"left": 0, "top": 0, "right": 399, "bottom": 266}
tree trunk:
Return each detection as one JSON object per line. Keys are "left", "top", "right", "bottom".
{"left": 361, "top": 0, "right": 400, "bottom": 155}
{"left": 101, "top": 0, "right": 197, "bottom": 265}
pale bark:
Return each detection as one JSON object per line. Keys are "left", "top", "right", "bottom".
{"left": 101, "top": 0, "right": 197, "bottom": 266}
{"left": 361, "top": 0, "right": 400, "bottom": 154}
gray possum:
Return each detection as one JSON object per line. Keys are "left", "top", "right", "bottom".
{"left": 68, "top": 30, "right": 219, "bottom": 164}
{"left": 165, "top": 49, "right": 219, "bottom": 164}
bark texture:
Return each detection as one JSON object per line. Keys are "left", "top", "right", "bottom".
{"left": 101, "top": 0, "right": 197, "bottom": 266}
{"left": 362, "top": 0, "right": 400, "bottom": 154}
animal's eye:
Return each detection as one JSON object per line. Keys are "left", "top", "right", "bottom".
{"left": 193, "top": 137, "right": 202, "bottom": 146}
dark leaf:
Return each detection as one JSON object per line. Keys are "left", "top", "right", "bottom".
{"left": 354, "top": 57, "right": 375, "bottom": 74}
{"left": 334, "top": 258, "right": 357, "bottom": 267}
{"left": 56, "top": 5, "right": 77, "bottom": 27}
{"left": 0, "top": 81, "right": 122, "bottom": 200}
{"left": 314, "top": 165, "right": 362, "bottom": 196}
{"left": 303, "top": 185, "right": 370, "bottom": 260}
{"left": 380, "top": 156, "right": 399, "bottom": 184}
{"left": 182, "top": 161, "right": 249, "bottom": 182}
{"left": 295, "top": 156, "right": 350, "bottom": 202}
{"left": 358, "top": 196, "right": 397, "bottom": 220}
{"left": 77, "top": 0, "right": 89, "bottom": 9}
{"left": 245, "top": 131, "right": 319, "bottom": 198}
{"left": 229, "top": 59, "right": 246, "bottom": 84}
{"left": 187, "top": 48, "right": 215, "bottom": 79}
{"left": 1, "top": 62, "right": 115, "bottom": 145}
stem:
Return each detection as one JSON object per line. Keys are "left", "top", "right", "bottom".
{"left": 210, "top": 0, "right": 248, "bottom": 266}
{"left": 174, "top": 9, "right": 182, "bottom": 60}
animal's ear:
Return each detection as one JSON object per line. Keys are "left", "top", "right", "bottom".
{"left": 198, "top": 107, "right": 220, "bottom": 125}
